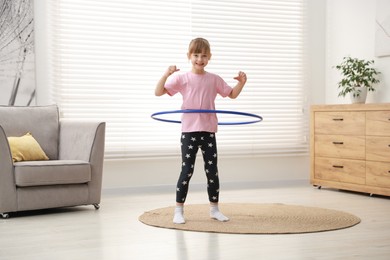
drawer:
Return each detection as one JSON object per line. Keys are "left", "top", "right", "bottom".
{"left": 315, "top": 135, "right": 365, "bottom": 159}
{"left": 366, "top": 161, "right": 390, "bottom": 188}
{"left": 314, "top": 157, "right": 365, "bottom": 185}
{"left": 366, "top": 111, "right": 390, "bottom": 136}
{"left": 314, "top": 111, "right": 365, "bottom": 135}
{"left": 366, "top": 136, "right": 390, "bottom": 162}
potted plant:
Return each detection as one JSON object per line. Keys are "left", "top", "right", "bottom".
{"left": 335, "top": 56, "right": 381, "bottom": 103}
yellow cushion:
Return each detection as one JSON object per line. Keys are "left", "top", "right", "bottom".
{"left": 7, "top": 133, "right": 49, "bottom": 162}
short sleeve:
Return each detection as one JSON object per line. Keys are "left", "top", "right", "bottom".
{"left": 164, "top": 75, "right": 182, "bottom": 96}
{"left": 215, "top": 75, "right": 233, "bottom": 97}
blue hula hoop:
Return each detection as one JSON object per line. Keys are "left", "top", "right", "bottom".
{"left": 151, "top": 109, "right": 262, "bottom": 125}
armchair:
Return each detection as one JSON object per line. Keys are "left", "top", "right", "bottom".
{"left": 0, "top": 105, "right": 105, "bottom": 218}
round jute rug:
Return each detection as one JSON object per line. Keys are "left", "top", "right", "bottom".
{"left": 139, "top": 203, "right": 361, "bottom": 234}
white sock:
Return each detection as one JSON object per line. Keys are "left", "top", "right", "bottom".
{"left": 173, "top": 206, "right": 185, "bottom": 224}
{"left": 210, "top": 205, "right": 229, "bottom": 222}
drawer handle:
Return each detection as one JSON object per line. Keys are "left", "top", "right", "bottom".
{"left": 332, "top": 118, "right": 344, "bottom": 121}
{"left": 332, "top": 141, "right": 344, "bottom": 145}
{"left": 333, "top": 165, "right": 344, "bottom": 169}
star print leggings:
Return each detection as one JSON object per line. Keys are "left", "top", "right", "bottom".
{"left": 176, "top": 132, "right": 220, "bottom": 204}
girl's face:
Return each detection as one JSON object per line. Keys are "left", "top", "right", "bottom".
{"left": 188, "top": 52, "right": 211, "bottom": 74}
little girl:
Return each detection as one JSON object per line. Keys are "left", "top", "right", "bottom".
{"left": 155, "top": 38, "right": 247, "bottom": 224}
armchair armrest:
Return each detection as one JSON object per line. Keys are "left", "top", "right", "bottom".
{"left": 59, "top": 121, "right": 105, "bottom": 161}
{"left": 59, "top": 121, "right": 106, "bottom": 204}
{"left": 0, "top": 126, "right": 18, "bottom": 212}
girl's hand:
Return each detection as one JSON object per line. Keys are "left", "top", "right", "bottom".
{"left": 234, "top": 71, "right": 247, "bottom": 84}
{"left": 165, "top": 65, "right": 180, "bottom": 77}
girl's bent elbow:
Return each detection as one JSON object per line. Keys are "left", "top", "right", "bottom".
{"left": 155, "top": 89, "right": 166, "bottom": 96}
{"left": 229, "top": 93, "right": 237, "bottom": 99}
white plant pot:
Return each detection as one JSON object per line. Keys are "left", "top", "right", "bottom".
{"left": 350, "top": 87, "right": 367, "bottom": 104}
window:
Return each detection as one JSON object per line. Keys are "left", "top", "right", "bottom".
{"left": 48, "top": 0, "right": 308, "bottom": 159}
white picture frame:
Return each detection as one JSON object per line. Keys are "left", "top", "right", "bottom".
{"left": 375, "top": 0, "right": 390, "bottom": 57}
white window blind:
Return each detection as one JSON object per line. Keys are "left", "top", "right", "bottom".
{"left": 47, "top": 0, "right": 308, "bottom": 159}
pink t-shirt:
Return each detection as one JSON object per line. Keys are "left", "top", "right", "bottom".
{"left": 165, "top": 71, "right": 233, "bottom": 133}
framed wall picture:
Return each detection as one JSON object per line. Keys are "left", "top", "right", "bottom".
{"left": 0, "top": 0, "right": 36, "bottom": 106}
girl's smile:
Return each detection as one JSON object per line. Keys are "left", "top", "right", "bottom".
{"left": 189, "top": 52, "right": 211, "bottom": 73}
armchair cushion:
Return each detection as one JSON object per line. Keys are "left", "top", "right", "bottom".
{"left": 0, "top": 105, "right": 59, "bottom": 160}
{"left": 14, "top": 160, "right": 91, "bottom": 187}
{"left": 8, "top": 133, "right": 49, "bottom": 162}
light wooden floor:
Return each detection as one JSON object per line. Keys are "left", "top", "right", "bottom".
{"left": 0, "top": 181, "right": 389, "bottom": 260}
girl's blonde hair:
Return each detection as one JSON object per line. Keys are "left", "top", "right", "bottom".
{"left": 188, "top": 38, "right": 211, "bottom": 56}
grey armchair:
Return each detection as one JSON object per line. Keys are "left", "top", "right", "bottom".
{"left": 0, "top": 105, "right": 105, "bottom": 218}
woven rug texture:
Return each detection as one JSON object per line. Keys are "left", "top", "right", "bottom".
{"left": 139, "top": 203, "right": 361, "bottom": 234}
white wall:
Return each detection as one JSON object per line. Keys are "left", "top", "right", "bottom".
{"left": 33, "top": 1, "right": 327, "bottom": 189}
{"left": 326, "top": 0, "right": 390, "bottom": 104}
{"left": 33, "top": 0, "right": 50, "bottom": 106}
{"left": 307, "top": 0, "right": 327, "bottom": 105}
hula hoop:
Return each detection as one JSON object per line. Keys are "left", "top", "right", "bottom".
{"left": 151, "top": 109, "right": 262, "bottom": 125}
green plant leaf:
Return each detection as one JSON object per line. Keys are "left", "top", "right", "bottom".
{"left": 334, "top": 56, "right": 381, "bottom": 97}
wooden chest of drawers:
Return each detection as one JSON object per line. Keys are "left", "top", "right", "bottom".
{"left": 311, "top": 104, "right": 390, "bottom": 196}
